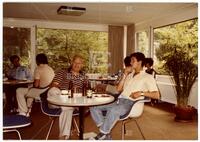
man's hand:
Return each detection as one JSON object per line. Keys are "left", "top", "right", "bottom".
{"left": 130, "top": 91, "right": 142, "bottom": 99}
{"left": 124, "top": 66, "right": 132, "bottom": 75}
{"left": 50, "top": 82, "right": 60, "bottom": 88}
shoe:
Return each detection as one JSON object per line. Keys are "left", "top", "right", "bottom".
{"left": 59, "top": 135, "right": 69, "bottom": 140}
{"left": 18, "top": 112, "right": 27, "bottom": 116}
{"left": 26, "top": 112, "right": 30, "bottom": 117}
{"left": 18, "top": 112, "right": 30, "bottom": 117}
{"left": 89, "top": 133, "right": 111, "bottom": 140}
{"left": 105, "top": 134, "right": 112, "bottom": 140}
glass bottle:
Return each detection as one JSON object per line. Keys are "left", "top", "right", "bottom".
{"left": 68, "top": 80, "right": 74, "bottom": 98}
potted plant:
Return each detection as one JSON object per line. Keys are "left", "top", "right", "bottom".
{"left": 164, "top": 48, "right": 198, "bottom": 121}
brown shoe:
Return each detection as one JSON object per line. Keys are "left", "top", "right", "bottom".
{"left": 59, "top": 135, "right": 69, "bottom": 140}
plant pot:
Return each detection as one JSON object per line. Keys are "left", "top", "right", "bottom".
{"left": 174, "top": 105, "right": 195, "bottom": 122}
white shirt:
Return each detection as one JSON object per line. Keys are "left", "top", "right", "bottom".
{"left": 34, "top": 64, "right": 55, "bottom": 88}
{"left": 120, "top": 70, "right": 158, "bottom": 101}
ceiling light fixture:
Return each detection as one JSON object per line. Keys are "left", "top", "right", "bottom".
{"left": 57, "top": 6, "right": 86, "bottom": 16}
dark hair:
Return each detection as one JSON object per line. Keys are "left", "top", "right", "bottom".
{"left": 130, "top": 52, "right": 146, "bottom": 67}
{"left": 36, "top": 53, "right": 48, "bottom": 65}
{"left": 10, "top": 55, "right": 20, "bottom": 63}
{"left": 145, "top": 58, "right": 154, "bottom": 67}
{"left": 124, "top": 56, "right": 131, "bottom": 67}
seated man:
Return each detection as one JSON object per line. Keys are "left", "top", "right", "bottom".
{"left": 145, "top": 57, "right": 157, "bottom": 78}
{"left": 7, "top": 55, "right": 32, "bottom": 80}
{"left": 89, "top": 52, "right": 160, "bottom": 140}
{"left": 47, "top": 55, "right": 89, "bottom": 140}
{"left": 16, "top": 53, "right": 55, "bottom": 116}
{"left": 4, "top": 55, "right": 32, "bottom": 113}
{"left": 145, "top": 57, "right": 158, "bottom": 105}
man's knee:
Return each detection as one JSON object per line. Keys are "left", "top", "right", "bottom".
{"left": 48, "top": 87, "right": 61, "bottom": 97}
{"left": 16, "top": 88, "right": 25, "bottom": 98}
{"left": 61, "top": 107, "right": 74, "bottom": 111}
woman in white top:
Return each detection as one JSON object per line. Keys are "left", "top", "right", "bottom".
{"left": 16, "top": 53, "right": 55, "bottom": 116}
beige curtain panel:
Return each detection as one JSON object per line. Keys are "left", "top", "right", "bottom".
{"left": 108, "top": 25, "right": 124, "bottom": 74}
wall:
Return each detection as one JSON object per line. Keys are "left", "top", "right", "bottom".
{"left": 156, "top": 75, "right": 198, "bottom": 109}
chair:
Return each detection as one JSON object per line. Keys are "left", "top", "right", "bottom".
{"left": 39, "top": 90, "right": 80, "bottom": 139}
{"left": 119, "top": 96, "right": 151, "bottom": 140}
{"left": 3, "top": 115, "right": 31, "bottom": 140}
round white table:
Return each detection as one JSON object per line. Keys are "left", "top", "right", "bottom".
{"left": 3, "top": 79, "right": 34, "bottom": 85}
{"left": 47, "top": 94, "right": 115, "bottom": 140}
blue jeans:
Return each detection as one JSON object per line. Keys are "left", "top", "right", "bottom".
{"left": 90, "top": 98, "right": 134, "bottom": 134}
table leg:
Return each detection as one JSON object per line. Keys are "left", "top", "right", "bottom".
{"left": 3, "top": 85, "right": 17, "bottom": 113}
{"left": 79, "top": 107, "right": 84, "bottom": 140}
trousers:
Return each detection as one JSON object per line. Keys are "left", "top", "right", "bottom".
{"left": 16, "top": 87, "right": 48, "bottom": 113}
{"left": 90, "top": 98, "right": 134, "bottom": 134}
{"left": 48, "top": 87, "right": 74, "bottom": 137}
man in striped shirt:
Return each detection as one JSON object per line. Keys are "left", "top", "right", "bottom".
{"left": 48, "top": 55, "right": 88, "bottom": 139}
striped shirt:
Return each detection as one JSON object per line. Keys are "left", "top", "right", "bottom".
{"left": 53, "top": 68, "right": 88, "bottom": 91}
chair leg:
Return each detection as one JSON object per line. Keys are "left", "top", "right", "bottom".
{"left": 73, "top": 118, "right": 80, "bottom": 136}
{"left": 134, "top": 119, "right": 145, "bottom": 140}
{"left": 3, "top": 129, "right": 22, "bottom": 140}
{"left": 46, "top": 117, "right": 56, "bottom": 140}
{"left": 121, "top": 118, "right": 145, "bottom": 140}
{"left": 121, "top": 121, "right": 125, "bottom": 140}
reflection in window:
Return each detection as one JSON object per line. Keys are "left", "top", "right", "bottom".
{"left": 37, "top": 28, "right": 108, "bottom": 73}
{"left": 3, "top": 27, "right": 31, "bottom": 73}
{"left": 136, "top": 31, "right": 149, "bottom": 57}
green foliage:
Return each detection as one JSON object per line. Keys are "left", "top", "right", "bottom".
{"left": 164, "top": 49, "right": 198, "bottom": 107}
{"left": 37, "top": 29, "right": 108, "bottom": 73}
{"left": 3, "top": 27, "right": 31, "bottom": 73}
{"left": 154, "top": 19, "right": 198, "bottom": 74}
{"left": 155, "top": 19, "right": 198, "bottom": 107}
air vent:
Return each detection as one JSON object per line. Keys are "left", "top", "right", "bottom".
{"left": 57, "top": 6, "right": 86, "bottom": 16}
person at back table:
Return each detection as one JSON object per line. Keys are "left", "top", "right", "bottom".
{"left": 145, "top": 57, "right": 158, "bottom": 105}
{"left": 7, "top": 55, "right": 32, "bottom": 80}
{"left": 4, "top": 55, "right": 32, "bottom": 113}
{"left": 16, "top": 53, "right": 55, "bottom": 117}
{"left": 145, "top": 57, "right": 157, "bottom": 78}
{"left": 47, "top": 55, "right": 89, "bottom": 140}
{"left": 95, "top": 55, "right": 132, "bottom": 95}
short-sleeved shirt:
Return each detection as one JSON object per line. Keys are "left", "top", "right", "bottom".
{"left": 120, "top": 70, "right": 158, "bottom": 101}
{"left": 8, "top": 66, "right": 32, "bottom": 80}
{"left": 34, "top": 64, "right": 55, "bottom": 88}
{"left": 53, "top": 69, "right": 88, "bottom": 91}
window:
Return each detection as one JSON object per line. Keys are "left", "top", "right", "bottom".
{"left": 37, "top": 28, "right": 108, "bottom": 73}
{"left": 153, "top": 19, "right": 198, "bottom": 74}
{"left": 136, "top": 31, "right": 150, "bottom": 57}
{"left": 3, "top": 27, "right": 31, "bottom": 73}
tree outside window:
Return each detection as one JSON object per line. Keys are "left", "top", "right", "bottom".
{"left": 37, "top": 28, "right": 108, "bottom": 73}
{"left": 154, "top": 19, "right": 198, "bottom": 74}
{"left": 3, "top": 27, "right": 31, "bottom": 74}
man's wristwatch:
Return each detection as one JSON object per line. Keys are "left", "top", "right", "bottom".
{"left": 141, "top": 91, "right": 144, "bottom": 96}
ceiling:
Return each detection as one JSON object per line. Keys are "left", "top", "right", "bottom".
{"left": 3, "top": 3, "right": 197, "bottom": 25}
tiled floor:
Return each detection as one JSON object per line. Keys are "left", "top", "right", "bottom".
{"left": 3, "top": 102, "right": 198, "bottom": 140}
